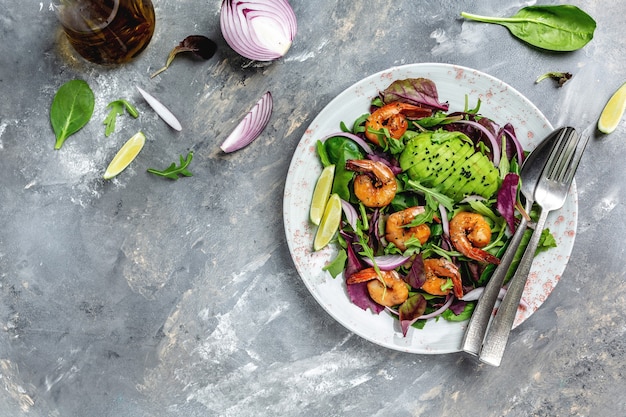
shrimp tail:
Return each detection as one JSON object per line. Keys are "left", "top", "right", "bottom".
{"left": 346, "top": 268, "right": 377, "bottom": 284}
{"left": 468, "top": 248, "right": 500, "bottom": 265}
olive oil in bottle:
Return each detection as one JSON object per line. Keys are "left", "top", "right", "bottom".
{"left": 56, "top": 0, "right": 155, "bottom": 65}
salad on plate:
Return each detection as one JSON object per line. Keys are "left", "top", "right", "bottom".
{"left": 311, "top": 77, "right": 556, "bottom": 336}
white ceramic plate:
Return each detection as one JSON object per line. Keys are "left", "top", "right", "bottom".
{"left": 283, "top": 63, "right": 577, "bottom": 354}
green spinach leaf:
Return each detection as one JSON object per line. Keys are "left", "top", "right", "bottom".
{"left": 322, "top": 249, "right": 347, "bottom": 278}
{"left": 50, "top": 79, "right": 95, "bottom": 149}
{"left": 442, "top": 302, "right": 475, "bottom": 322}
{"left": 461, "top": 5, "right": 596, "bottom": 52}
{"left": 104, "top": 99, "right": 139, "bottom": 137}
{"left": 323, "top": 136, "right": 364, "bottom": 201}
{"left": 147, "top": 152, "right": 194, "bottom": 180}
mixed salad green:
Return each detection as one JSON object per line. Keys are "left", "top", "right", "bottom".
{"left": 314, "top": 77, "right": 556, "bottom": 336}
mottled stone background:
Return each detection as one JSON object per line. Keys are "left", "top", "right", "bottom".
{"left": 0, "top": 1, "right": 624, "bottom": 416}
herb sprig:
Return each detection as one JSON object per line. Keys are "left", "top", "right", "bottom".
{"left": 104, "top": 99, "right": 139, "bottom": 137}
{"left": 147, "top": 152, "right": 194, "bottom": 180}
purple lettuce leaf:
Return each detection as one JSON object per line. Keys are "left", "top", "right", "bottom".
{"left": 399, "top": 294, "right": 428, "bottom": 336}
{"left": 406, "top": 254, "right": 426, "bottom": 289}
{"left": 341, "top": 231, "right": 363, "bottom": 280}
{"left": 381, "top": 78, "right": 449, "bottom": 111}
{"left": 499, "top": 123, "right": 524, "bottom": 164}
{"left": 341, "top": 231, "right": 385, "bottom": 313}
{"left": 448, "top": 299, "right": 467, "bottom": 315}
{"left": 346, "top": 281, "right": 385, "bottom": 314}
{"left": 497, "top": 173, "right": 519, "bottom": 233}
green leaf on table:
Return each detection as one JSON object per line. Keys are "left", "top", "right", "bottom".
{"left": 104, "top": 99, "right": 139, "bottom": 137}
{"left": 147, "top": 152, "right": 194, "bottom": 180}
{"left": 461, "top": 5, "right": 596, "bottom": 52}
{"left": 50, "top": 79, "right": 95, "bottom": 149}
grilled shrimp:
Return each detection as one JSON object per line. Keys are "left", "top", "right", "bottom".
{"left": 422, "top": 258, "right": 463, "bottom": 299}
{"left": 347, "top": 267, "right": 409, "bottom": 307}
{"left": 385, "top": 206, "right": 431, "bottom": 251}
{"left": 449, "top": 212, "right": 500, "bottom": 264}
{"left": 345, "top": 159, "right": 397, "bottom": 208}
{"left": 364, "top": 102, "right": 431, "bottom": 146}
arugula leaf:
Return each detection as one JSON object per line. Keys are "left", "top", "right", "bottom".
{"left": 147, "top": 152, "right": 194, "bottom": 180}
{"left": 404, "top": 178, "right": 455, "bottom": 211}
{"left": 537, "top": 229, "right": 557, "bottom": 254}
{"left": 104, "top": 99, "right": 139, "bottom": 137}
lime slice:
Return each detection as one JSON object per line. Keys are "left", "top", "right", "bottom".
{"left": 598, "top": 82, "right": 626, "bottom": 134}
{"left": 310, "top": 164, "right": 335, "bottom": 225}
{"left": 313, "top": 193, "right": 342, "bottom": 251}
{"left": 103, "top": 131, "right": 146, "bottom": 179}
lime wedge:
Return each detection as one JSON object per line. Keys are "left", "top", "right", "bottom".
{"left": 313, "top": 193, "right": 342, "bottom": 251}
{"left": 310, "top": 164, "right": 335, "bottom": 225}
{"left": 598, "top": 82, "right": 626, "bottom": 134}
{"left": 103, "top": 131, "right": 146, "bottom": 179}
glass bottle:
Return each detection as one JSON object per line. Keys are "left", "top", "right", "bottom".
{"left": 54, "top": 0, "right": 155, "bottom": 65}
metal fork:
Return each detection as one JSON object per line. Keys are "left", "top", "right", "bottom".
{"left": 461, "top": 127, "right": 572, "bottom": 356}
{"left": 478, "top": 125, "right": 589, "bottom": 366}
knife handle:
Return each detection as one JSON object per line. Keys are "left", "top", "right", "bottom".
{"left": 461, "top": 215, "right": 529, "bottom": 356}
{"left": 479, "top": 208, "right": 550, "bottom": 366}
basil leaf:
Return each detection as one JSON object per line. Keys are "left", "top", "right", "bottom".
{"left": 461, "top": 5, "right": 596, "bottom": 52}
{"left": 50, "top": 79, "right": 95, "bottom": 149}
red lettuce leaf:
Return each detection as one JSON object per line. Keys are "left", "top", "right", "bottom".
{"left": 399, "top": 294, "right": 427, "bottom": 336}
{"left": 342, "top": 232, "right": 385, "bottom": 313}
{"left": 500, "top": 123, "right": 524, "bottom": 164}
{"left": 346, "top": 281, "right": 385, "bottom": 314}
{"left": 448, "top": 299, "right": 468, "bottom": 315}
{"left": 497, "top": 173, "right": 519, "bottom": 233}
{"left": 381, "top": 78, "right": 449, "bottom": 111}
{"left": 406, "top": 254, "right": 426, "bottom": 289}
{"left": 340, "top": 231, "right": 363, "bottom": 279}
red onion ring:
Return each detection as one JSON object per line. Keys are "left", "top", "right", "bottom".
{"left": 340, "top": 198, "right": 359, "bottom": 231}
{"left": 320, "top": 132, "right": 374, "bottom": 155}
{"left": 363, "top": 254, "right": 411, "bottom": 271}
{"left": 453, "top": 119, "right": 501, "bottom": 166}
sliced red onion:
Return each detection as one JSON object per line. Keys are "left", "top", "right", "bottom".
{"left": 220, "top": 0, "right": 297, "bottom": 61}
{"left": 438, "top": 203, "right": 449, "bottom": 237}
{"left": 461, "top": 287, "right": 495, "bottom": 301}
{"left": 453, "top": 119, "right": 501, "bottom": 166}
{"left": 221, "top": 91, "right": 273, "bottom": 153}
{"left": 386, "top": 294, "right": 456, "bottom": 323}
{"left": 461, "top": 287, "right": 530, "bottom": 310}
{"left": 136, "top": 86, "right": 182, "bottom": 131}
{"left": 363, "top": 254, "right": 411, "bottom": 271}
{"left": 320, "top": 132, "right": 374, "bottom": 155}
{"left": 416, "top": 295, "right": 455, "bottom": 320}
{"left": 340, "top": 198, "right": 358, "bottom": 230}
